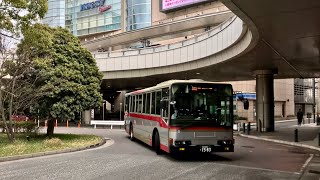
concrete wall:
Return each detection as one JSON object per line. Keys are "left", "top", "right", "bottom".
{"left": 227, "top": 79, "right": 295, "bottom": 120}
{"left": 274, "top": 79, "right": 295, "bottom": 117}
{"left": 236, "top": 100, "right": 255, "bottom": 121}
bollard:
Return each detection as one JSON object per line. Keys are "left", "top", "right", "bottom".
{"left": 247, "top": 122, "right": 251, "bottom": 135}
{"left": 55, "top": 119, "right": 58, "bottom": 127}
{"left": 243, "top": 123, "right": 246, "bottom": 133}
{"left": 294, "top": 129, "right": 298, "bottom": 142}
{"left": 66, "top": 120, "right": 69, "bottom": 128}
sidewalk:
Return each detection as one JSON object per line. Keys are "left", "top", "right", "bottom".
{"left": 238, "top": 121, "right": 320, "bottom": 180}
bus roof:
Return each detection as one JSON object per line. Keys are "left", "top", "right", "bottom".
{"left": 125, "top": 79, "right": 232, "bottom": 96}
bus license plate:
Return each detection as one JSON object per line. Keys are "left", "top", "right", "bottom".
{"left": 200, "top": 146, "right": 212, "bottom": 152}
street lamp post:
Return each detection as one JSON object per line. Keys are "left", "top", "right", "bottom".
{"left": 120, "top": 103, "right": 122, "bottom": 121}
{"left": 102, "top": 102, "right": 105, "bottom": 120}
{"left": 313, "top": 78, "right": 316, "bottom": 123}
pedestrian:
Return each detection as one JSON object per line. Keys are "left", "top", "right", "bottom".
{"left": 297, "top": 109, "right": 303, "bottom": 126}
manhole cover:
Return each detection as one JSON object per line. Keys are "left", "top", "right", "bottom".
{"left": 241, "top": 146, "right": 254, "bottom": 149}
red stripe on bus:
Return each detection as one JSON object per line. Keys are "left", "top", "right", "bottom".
{"left": 169, "top": 126, "right": 232, "bottom": 131}
{"left": 160, "top": 144, "right": 169, "bottom": 153}
{"left": 129, "top": 113, "right": 168, "bottom": 128}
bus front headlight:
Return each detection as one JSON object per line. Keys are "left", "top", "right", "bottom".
{"left": 175, "top": 140, "right": 191, "bottom": 146}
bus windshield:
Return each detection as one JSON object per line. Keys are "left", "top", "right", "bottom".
{"left": 170, "top": 83, "right": 233, "bottom": 127}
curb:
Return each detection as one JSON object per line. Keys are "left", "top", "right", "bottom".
{"left": 0, "top": 138, "right": 107, "bottom": 163}
{"left": 239, "top": 133, "right": 320, "bottom": 152}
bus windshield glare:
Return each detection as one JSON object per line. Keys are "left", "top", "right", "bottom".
{"left": 170, "top": 83, "right": 232, "bottom": 127}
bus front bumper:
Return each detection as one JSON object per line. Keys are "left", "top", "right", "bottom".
{"left": 169, "top": 145, "right": 234, "bottom": 153}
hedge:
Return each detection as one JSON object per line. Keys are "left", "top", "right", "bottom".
{"left": 0, "top": 121, "right": 37, "bottom": 133}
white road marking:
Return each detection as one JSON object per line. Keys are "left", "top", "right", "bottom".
{"left": 300, "top": 154, "right": 314, "bottom": 173}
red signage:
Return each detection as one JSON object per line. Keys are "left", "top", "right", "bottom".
{"left": 99, "top": 5, "right": 111, "bottom": 13}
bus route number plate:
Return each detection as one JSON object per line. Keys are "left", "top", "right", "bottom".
{"left": 200, "top": 146, "right": 211, "bottom": 152}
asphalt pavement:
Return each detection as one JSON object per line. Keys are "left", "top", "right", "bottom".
{"left": 238, "top": 119, "right": 320, "bottom": 180}
{"left": 0, "top": 125, "right": 319, "bottom": 180}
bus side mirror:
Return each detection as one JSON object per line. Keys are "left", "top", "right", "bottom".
{"left": 243, "top": 99, "right": 249, "bottom": 110}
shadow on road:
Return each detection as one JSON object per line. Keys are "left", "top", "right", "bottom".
{"left": 166, "top": 153, "right": 233, "bottom": 162}
{"left": 127, "top": 136, "right": 233, "bottom": 162}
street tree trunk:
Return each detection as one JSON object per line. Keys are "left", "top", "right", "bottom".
{"left": 47, "top": 118, "right": 55, "bottom": 138}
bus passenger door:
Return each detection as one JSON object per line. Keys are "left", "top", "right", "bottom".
{"left": 160, "top": 99, "right": 169, "bottom": 123}
{"left": 159, "top": 88, "right": 169, "bottom": 150}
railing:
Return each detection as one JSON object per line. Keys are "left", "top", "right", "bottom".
{"left": 94, "top": 16, "right": 245, "bottom": 73}
{"left": 90, "top": 120, "right": 124, "bottom": 129}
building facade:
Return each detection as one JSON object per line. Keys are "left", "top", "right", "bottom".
{"left": 294, "top": 78, "right": 319, "bottom": 115}
{"left": 42, "top": 0, "right": 66, "bottom": 27}
{"left": 65, "top": 0, "right": 121, "bottom": 37}
{"left": 227, "top": 79, "right": 295, "bottom": 122}
{"left": 125, "top": 0, "right": 152, "bottom": 31}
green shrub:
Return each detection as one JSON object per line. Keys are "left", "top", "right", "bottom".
{"left": 0, "top": 121, "right": 37, "bottom": 133}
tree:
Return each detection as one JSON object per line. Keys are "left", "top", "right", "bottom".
{"left": 0, "top": 0, "right": 48, "bottom": 39}
{"left": 0, "top": 0, "right": 47, "bottom": 142}
{"left": 0, "top": 35, "right": 47, "bottom": 142}
{"left": 18, "top": 24, "right": 103, "bottom": 137}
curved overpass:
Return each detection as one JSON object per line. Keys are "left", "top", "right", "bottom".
{"left": 219, "top": 0, "right": 320, "bottom": 79}
{"left": 90, "top": 1, "right": 320, "bottom": 132}
{"left": 91, "top": 1, "right": 320, "bottom": 90}
{"left": 84, "top": 10, "right": 234, "bottom": 52}
{"left": 96, "top": 16, "right": 256, "bottom": 89}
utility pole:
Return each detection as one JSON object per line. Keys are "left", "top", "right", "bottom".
{"left": 313, "top": 78, "right": 316, "bottom": 123}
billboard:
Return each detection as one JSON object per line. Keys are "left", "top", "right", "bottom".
{"left": 161, "top": 0, "right": 211, "bottom": 12}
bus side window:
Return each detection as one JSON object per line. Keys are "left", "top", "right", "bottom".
{"left": 132, "top": 95, "right": 136, "bottom": 113}
{"left": 141, "top": 94, "right": 146, "bottom": 113}
{"left": 156, "top": 91, "right": 161, "bottom": 115}
{"left": 137, "top": 94, "right": 143, "bottom": 113}
{"left": 151, "top": 92, "right": 156, "bottom": 114}
{"left": 161, "top": 88, "right": 169, "bottom": 121}
{"left": 125, "top": 96, "right": 129, "bottom": 112}
{"left": 146, "top": 93, "right": 151, "bottom": 114}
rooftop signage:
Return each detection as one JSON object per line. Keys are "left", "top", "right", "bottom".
{"left": 80, "top": 0, "right": 106, "bottom": 11}
{"left": 161, "top": 0, "right": 210, "bottom": 12}
{"left": 99, "top": 4, "right": 111, "bottom": 13}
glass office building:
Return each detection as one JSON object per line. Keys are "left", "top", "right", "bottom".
{"left": 66, "top": 0, "right": 121, "bottom": 36}
{"left": 42, "top": 0, "right": 66, "bottom": 27}
{"left": 126, "top": 0, "right": 151, "bottom": 31}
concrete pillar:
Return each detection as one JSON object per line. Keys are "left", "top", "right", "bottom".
{"left": 255, "top": 70, "right": 275, "bottom": 132}
{"left": 83, "top": 110, "right": 91, "bottom": 125}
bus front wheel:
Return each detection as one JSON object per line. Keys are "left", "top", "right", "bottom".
{"left": 154, "top": 131, "right": 161, "bottom": 155}
{"left": 129, "top": 124, "right": 134, "bottom": 141}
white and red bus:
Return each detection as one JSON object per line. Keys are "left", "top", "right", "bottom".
{"left": 124, "top": 80, "right": 234, "bottom": 154}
